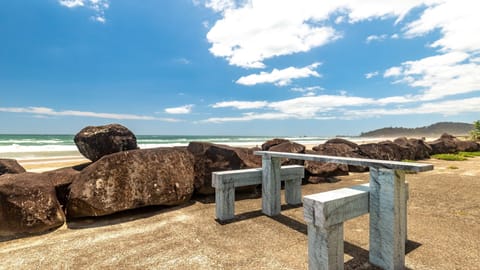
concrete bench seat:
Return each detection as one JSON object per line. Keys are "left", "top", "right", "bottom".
{"left": 304, "top": 183, "right": 409, "bottom": 270}
{"left": 212, "top": 165, "right": 304, "bottom": 221}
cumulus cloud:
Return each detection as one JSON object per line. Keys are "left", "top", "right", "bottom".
{"left": 203, "top": 0, "right": 434, "bottom": 68}
{"left": 164, "top": 105, "right": 194, "bottom": 114}
{"left": 384, "top": 51, "right": 480, "bottom": 100}
{"left": 236, "top": 63, "right": 321, "bottom": 86}
{"left": 0, "top": 106, "right": 179, "bottom": 121}
{"left": 58, "top": 0, "right": 109, "bottom": 23}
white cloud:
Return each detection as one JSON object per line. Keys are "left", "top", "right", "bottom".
{"left": 211, "top": 101, "right": 268, "bottom": 109}
{"left": 204, "top": 0, "right": 433, "bottom": 68}
{"left": 384, "top": 51, "right": 480, "bottom": 100}
{"left": 365, "top": 71, "right": 379, "bottom": 79}
{"left": 366, "top": 34, "right": 387, "bottom": 43}
{"left": 58, "top": 0, "right": 109, "bottom": 23}
{"left": 236, "top": 63, "right": 321, "bottom": 86}
{"left": 0, "top": 106, "right": 179, "bottom": 121}
{"left": 164, "top": 105, "right": 194, "bottom": 114}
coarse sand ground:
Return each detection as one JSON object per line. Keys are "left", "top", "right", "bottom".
{"left": 1, "top": 157, "right": 479, "bottom": 269}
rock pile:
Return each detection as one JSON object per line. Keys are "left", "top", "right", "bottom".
{"left": 1, "top": 125, "right": 479, "bottom": 239}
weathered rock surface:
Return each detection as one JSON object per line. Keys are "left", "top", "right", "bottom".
{"left": 455, "top": 140, "right": 479, "bottom": 152}
{"left": 67, "top": 148, "right": 194, "bottom": 218}
{"left": 74, "top": 124, "right": 138, "bottom": 162}
{"left": 428, "top": 133, "right": 461, "bottom": 154}
{"left": 303, "top": 150, "right": 349, "bottom": 183}
{"left": 0, "top": 173, "right": 65, "bottom": 237}
{"left": 313, "top": 139, "right": 368, "bottom": 172}
{"left": 0, "top": 159, "right": 26, "bottom": 175}
{"left": 268, "top": 141, "right": 306, "bottom": 166}
{"left": 393, "top": 137, "right": 432, "bottom": 160}
{"left": 261, "top": 138, "right": 291, "bottom": 151}
{"left": 187, "top": 142, "right": 261, "bottom": 195}
{"left": 359, "top": 141, "right": 413, "bottom": 161}
{"left": 42, "top": 163, "right": 89, "bottom": 210}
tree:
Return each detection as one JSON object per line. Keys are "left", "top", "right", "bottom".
{"left": 470, "top": 120, "right": 480, "bottom": 141}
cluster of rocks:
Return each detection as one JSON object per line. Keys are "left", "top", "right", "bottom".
{"left": 1, "top": 124, "right": 479, "bottom": 239}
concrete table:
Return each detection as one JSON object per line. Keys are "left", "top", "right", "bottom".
{"left": 255, "top": 151, "right": 433, "bottom": 270}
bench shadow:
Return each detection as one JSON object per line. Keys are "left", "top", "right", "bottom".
{"left": 215, "top": 204, "right": 302, "bottom": 225}
{"left": 67, "top": 201, "right": 195, "bottom": 229}
{"left": 218, "top": 210, "right": 421, "bottom": 270}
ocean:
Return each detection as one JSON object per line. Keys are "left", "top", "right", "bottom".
{"left": 0, "top": 134, "right": 375, "bottom": 160}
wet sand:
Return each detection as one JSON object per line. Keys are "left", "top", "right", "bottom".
{"left": 1, "top": 157, "right": 479, "bottom": 269}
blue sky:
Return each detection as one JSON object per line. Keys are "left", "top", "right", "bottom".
{"left": 1, "top": 0, "right": 479, "bottom": 136}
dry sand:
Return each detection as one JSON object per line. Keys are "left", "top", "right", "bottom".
{"left": 1, "top": 157, "right": 479, "bottom": 269}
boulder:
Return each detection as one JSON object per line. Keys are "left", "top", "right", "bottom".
{"left": 0, "top": 159, "right": 26, "bottom": 175}
{"left": 67, "top": 148, "right": 194, "bottom": 218}
{"left": 41, "top": 163, "right": 89, "bottom": 210}
{"left": 428, "top": 133, "right": 460, "bottom": 154}
{"left": 187, "top": 142, "right": 261, "bottom": 195}
{"left": 312, "top": 139, "right": 368, "bottom": 172}
{"left": 304, "top": 150, "right": 349, "bottom": 183}
{"left": 455, "top": 140, "right": 480, "bottom": 152}
{"left": 261, "top": 138, "right": 291, "bottom": 150}
{"left": 0, "top": 173, "right": 65, "bottom": 237}
{"left": 268, "top": 141, "right": 306, "bottom": 165}
{"left": 393, "top": 137, "right": 432, "bottom": 160}
{"left": 359, "top": 141, "right": 413, "bottom": 161}
{"left": 74, "top": 124, "right": 138, "bottom": 162}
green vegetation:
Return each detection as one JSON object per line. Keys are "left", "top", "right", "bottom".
{"left": 431, "top": 154, "right": 468, "bottom": 161}
{"left": 470, "top": 120, "right": 480, "bottom": 141}
{"left": 447, "top": 166, "right": 459, "bottom": 170}
{"left": 401, "top": 159, "right": 417, "bottom": 163}
{"left": 458, "top": 151, "right": 480, "bottom": 157}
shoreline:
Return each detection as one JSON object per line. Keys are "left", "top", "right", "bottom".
{"left": 7, "top": 136, "right": 443, "bottom": 173}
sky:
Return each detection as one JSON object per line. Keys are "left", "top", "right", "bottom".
{"left": 1, "top": 0, "right": 479, "bottom": 136}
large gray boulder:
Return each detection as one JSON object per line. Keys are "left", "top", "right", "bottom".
{"left": 359, "top": 141, "right": 413, "bottom": 161}
{"left": 0, "top": 173, "right": 65, "bottom": 238}
{"left": 268, "top": 141, "right": 306, "bottom": 166}
{"left": 67, "top": 148, "right": 194, "bottom": 218}
{"left": 304, "top": 150, "right": 349, "bottom": 183}
{"left": 74, "top": 124, "right": 138, "bottom": 162}
{"left": 0, "top": 159, "right": 26, "bottom": 175}
{"left": 187, "top": 142, "right": 261, "bottom": 195}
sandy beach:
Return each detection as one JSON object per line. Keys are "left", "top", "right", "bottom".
{"left": 1, "top": 155, "right": 479, "bottom": 269}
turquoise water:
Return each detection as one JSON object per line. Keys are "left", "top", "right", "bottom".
{"left": 0, "top": 134, "right": 344, "bottom": 159}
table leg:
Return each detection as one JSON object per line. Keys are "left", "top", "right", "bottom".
{"left": 262, "top": 156, "right": 281, "bottom": 216}
{"left": 369, "top": 168, "right": 406, "bottom": 270}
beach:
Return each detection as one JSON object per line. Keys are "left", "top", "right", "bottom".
{"left": 0, "top": 156, "right": 478, "bottom": 269}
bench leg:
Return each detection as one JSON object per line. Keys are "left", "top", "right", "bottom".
{"left": 369, "top": 168, "right": 406, "bottom": 270}
{"left": 307, "top": 222, "right": 344, "bottom": 270}
{"left": 262, "top": 156, "right": 281, "bottom": 216}
{"left": 285, "top": 178, "right": 302, "bottom": 205}
{"left": 215, "top": 179, "right": 235, "bottom": 221}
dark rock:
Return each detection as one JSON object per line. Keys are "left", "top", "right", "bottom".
{"left": 359, "top": 141, "right": 413, "bottom": 161}
{"left": 312, "top": 139, "right": 368, "bottom": 172}
{"left": 0, "top": 159, "right": 26, "bottom": 175}
{"left": 261, "top": 138, "right": 290, "bottom": 150}
{"left": 67, "top": 148, "right": 194, "bottom": 218}
{"left": 41, "top": 164, "right": 89, "bottom": 210}
{"left": 428, "top": 133, "right": 460, "bottom": 154}
{"left": 455, "top": 140, "right": 479, "bottom": 152}
{"left": 74, "top": 124, "right": 138, "bottom": 162}
{"left": 187, "top": 142, "right": 261, "bottom": 195}
{"left": 393, "top": 137, "right": 432, "bottom": 160}
{"left": 304, "top": 150, "right": 349, "bottom": 183}
{"left": 269, "top": 142, "right": 306, "bottom": 165}
{"left": 0, "top": 173, "right": 65, "bottom": 237}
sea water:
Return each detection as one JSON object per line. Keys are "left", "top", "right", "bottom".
{"left": 0, "top": 134, "right": 372, "bottom": 160}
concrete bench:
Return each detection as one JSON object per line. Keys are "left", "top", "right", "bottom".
{"left": 212, "top": 165, "right": 304, "bottom": 221}
{"left": 303, "top": 183, "right": 409, "bottom": 270}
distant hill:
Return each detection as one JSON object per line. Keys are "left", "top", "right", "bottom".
{"left": 360, "top": 122, "right": 474, "bottom": 138}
